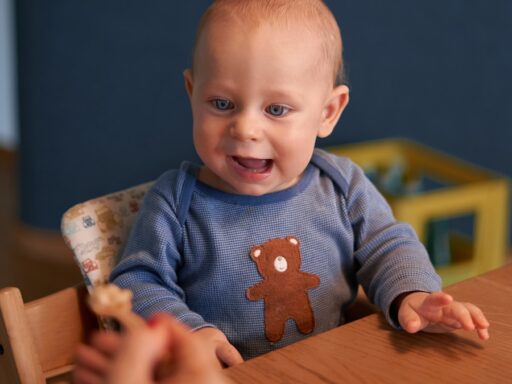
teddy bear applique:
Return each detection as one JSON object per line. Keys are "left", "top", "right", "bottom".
{"left": 246, "top": 236, "right": 320, "bottom": 342}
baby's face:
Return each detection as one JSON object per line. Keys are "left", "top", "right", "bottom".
{"left": 185, "top": 20, "right": 346, "bottom": 195}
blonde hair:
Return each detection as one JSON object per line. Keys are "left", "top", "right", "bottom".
{"left": 192, "top": 0, "right": 345, "bottom": 86}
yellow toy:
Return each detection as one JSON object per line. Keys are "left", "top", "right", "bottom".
{"left": 328, "top": 139, "right": 510, "bottom": 285}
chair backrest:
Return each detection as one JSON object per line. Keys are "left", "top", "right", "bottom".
{"left": 61, "top": 181, "right": 153, "bottom": 292}
{"left": 0, "top": 284, "right": 98, "bottom": 384}
{"left": 0, "top": 182, "right": 154, "bottom": 384}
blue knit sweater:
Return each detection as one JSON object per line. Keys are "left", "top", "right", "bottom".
{"left": 110, "top": 148, "right": 441, "bottom": 359}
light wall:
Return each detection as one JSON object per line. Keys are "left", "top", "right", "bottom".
{"left": 0, "top": 0, "right": 18, "bottom": 149}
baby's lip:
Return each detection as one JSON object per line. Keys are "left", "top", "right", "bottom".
{"left": 231, "top": 156, "right": 273, "bottom": 173}
{"left": 233, "top": 157, "right": 270, "bottom": 169}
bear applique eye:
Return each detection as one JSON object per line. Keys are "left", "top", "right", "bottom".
{"left": 274, "top": 256, "right": 288, "bottom": 272}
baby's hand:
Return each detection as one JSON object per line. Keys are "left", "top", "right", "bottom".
{"left": 194, "top": 327, "right": 244, "bottom": 368}
{"left": 397, "top": 291, "right": 490, "bottom": 340}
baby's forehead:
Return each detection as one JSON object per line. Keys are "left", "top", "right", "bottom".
{"left": 194, "top": 0, "right": 343, "bottom": 85}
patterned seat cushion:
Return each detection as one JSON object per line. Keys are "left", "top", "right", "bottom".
{"left": 61, "top": 181, "right": 153, "bottom": 292}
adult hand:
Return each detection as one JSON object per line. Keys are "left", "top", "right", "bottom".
{"left": 107, "top": 313, "right": 230, "bottom": 384}
{"left": 73, "top": 313, "right": 233, "bottom": 384}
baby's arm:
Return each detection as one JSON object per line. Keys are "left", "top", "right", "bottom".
{"left": 394, "top": 291, "right": 490, "bottom": 340}
{"left": 110, "top": 179, "right": 243, "bottom": 368}
{"left": 110, "top": 177, "right": 212, "bottom": 329}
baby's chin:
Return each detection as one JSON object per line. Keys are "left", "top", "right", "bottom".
{"left": 226, "top": 175, "right": 302, "bottom": 196}
{"left": 229, "top": 184, "right": 274, "bottom": 196}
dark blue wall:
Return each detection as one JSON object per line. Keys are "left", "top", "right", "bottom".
{"left": 16, "top": 1, "right": 512, "bottom": 230}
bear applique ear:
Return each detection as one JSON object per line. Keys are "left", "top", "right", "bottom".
{"left": 287, "top": 236, "right": 299, "bottom": 246}
{"left": 251, "top": 247, "right": 262, "bottom": 260}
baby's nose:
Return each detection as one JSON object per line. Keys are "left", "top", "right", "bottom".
{"left": 229, "top": 112, "right": 263, "bottom": 141}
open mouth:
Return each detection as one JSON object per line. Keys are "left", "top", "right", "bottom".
{"left": 231, "top": 156, "right": 273, "bottom": 174}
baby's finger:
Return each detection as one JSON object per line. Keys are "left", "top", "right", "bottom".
{"left": 465, "top": 303, "right": 490, "bottom": 329}
{"left": 216, "top": 342, "right": 244, "bottom": 367}
{"left": 465, "top": 303, "right": 490, "bottom": 340}
{"left": 477, "top": 327, "right": 490, "bottom": 340}
{"left": 439, "top": 319, "right": 462, "bottom": 330}
{"left": 422, "top": 292, "right": 453, "bottom": 309}
{"left": 445, "top": 302, "right": 474, "bottom": 331}
{"left": 398, "top": 307, "right": 424, "bottom": 333}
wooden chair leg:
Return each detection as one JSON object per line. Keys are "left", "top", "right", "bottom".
{"left": 0, "top": 287, "right": 45, "bottom": 384}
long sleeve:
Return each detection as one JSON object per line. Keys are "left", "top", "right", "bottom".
{"left": 110, "top": 172, "right": 213, "bottom": 330}
{"left": 108, "top": 151, "right": 443, "bottom": 359}
{"left": 345, "top": 162, "right": 442, "bottom": 327}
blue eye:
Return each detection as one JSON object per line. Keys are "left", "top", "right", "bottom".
{"left": 266, "top": 104, "right": 290, "bottom": 117}
{"left": 211, "top": 99, "right": 234, "bottom": 111}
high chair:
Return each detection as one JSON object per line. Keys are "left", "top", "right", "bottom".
{"left": 0, "top": 284, "right": 98, "bottom": 384}
{"left": 1, "top": 177, "right": 377, "bottom": 383}
{"left": 0, "top": 181, "right": 153, "bottom": 384}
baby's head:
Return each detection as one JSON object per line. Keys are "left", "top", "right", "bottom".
{"left": 184, "top": 0, "right": 349, "bottom": 196}
{"left": 193, "top": 0, "right": 346, "bottom": 87}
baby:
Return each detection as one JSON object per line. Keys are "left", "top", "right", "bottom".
{"left": 83, "top": 0, "right": 490, "bottom": 372}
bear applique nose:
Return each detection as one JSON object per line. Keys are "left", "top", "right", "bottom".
{"left": 274, "top": 256, "right": 288, "bottom": 272}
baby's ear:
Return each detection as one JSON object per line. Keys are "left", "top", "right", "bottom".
{"left": 183, "top": 69, "right": 194, "bottom": 98}
{"left": 318, "top": 85, "right": 349, "bottom": 138}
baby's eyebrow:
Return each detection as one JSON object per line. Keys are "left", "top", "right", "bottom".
{"left": 198, "top": 81, "right": 304, "bottom": 104}
{"left": 197, "top": 80, "right": 237, "bottom": 94}
{"left": 264, "top": 89, "right": 304, "bottom": 104}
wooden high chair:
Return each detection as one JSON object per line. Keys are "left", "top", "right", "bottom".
{"left": 0, "top": 182, "right": 152, "bottom": 384}
{"left": 0, "top": 178, "right": 377, "bottom": 383}
{"left": 0, "top": 181, "right": 156, "bottom": 384}
{"left": 0, "top": 284, "right": 98, "bottom": 384}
